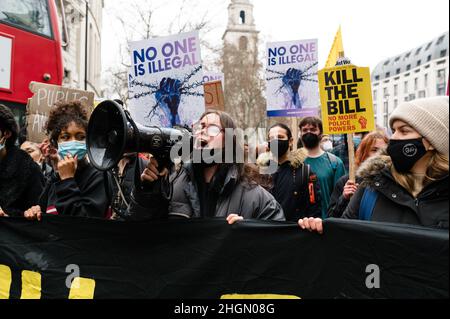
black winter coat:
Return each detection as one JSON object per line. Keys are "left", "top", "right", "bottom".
{"left": 328, "top": 175, "right": 363, "bottom": 218}
{"left": 129, "top": 163, "right": 285, "bottom": 221}
{"left": 342, "top": 155, "right": 449, "bottom": 229}
{"left": 39, "top": 162, "right": 112, "bottom": 219}
{"left": 270, "top": 149, "right": 322, "bottom": 221}
{"left": 0, "top": 146, "right": 44, "bottom": 216}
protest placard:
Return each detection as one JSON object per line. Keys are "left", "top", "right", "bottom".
{"left": 318, "top": 65, "right": 375, "bottom": 135}
{"left": 26, "top": 82, "right": 94, "bottom": 143}
{"left": 204, "top": 80, "right": 224, "bottom": 111}
{"left": 266, "top": 39, "right": 319, "bottom": 117}
{"left": 128, "top": 31, "right": 205, "bottom": 128}
{"left": 202, "top": 72, "right": 224, "bottom": 84}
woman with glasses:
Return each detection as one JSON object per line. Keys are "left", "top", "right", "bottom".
{"left": 129, "top": 110, "right": 285, "bottom": 222}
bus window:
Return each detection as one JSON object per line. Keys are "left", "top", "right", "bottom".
{"left": 0, "top": 0, "right": 52, "bottom": 38}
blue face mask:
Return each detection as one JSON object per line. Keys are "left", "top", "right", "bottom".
{"left": 353, "top": 136, "right": 362, "bottom": 149}
{"left": 0, "top": 137, "right": 6, "bottom": 152}
{"left": 58, "top": 141, "right": 87, "bottom": 160}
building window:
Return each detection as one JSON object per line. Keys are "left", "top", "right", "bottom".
{"left": 437, "top": 35, "right": 445, "bottom": 45}
{"left": 404, "top": 81, "right": 408, "bottom": 94}
{"left": 437, "top": 85, "right": 446, "bottom": 96}
{"left": 418, "top": 91, "right": 426, "bottom": 98}
{"left": 414, "top": 78, "right": 419, "bottom": 91}
{"left": 417, "top": 60, "right": 421, "bottom": 67}
{"left": 396, "top": 68, "right": 401, "bottom": 75}
{"left": 437, "top": 69, "right": 446, "bottom": 84}
{"left": 383, "top": 101, "right": 389, "bottom": 128}
{"left": 394, "top": 84, "right": 398, "bottom": 96}
{"left": 406, "top": 64, "right": 411, "bottom": 71}
{"left": 427, "top": 55, "right": 432, "bottom": 62}
{"left": 239, "top": 11, "right": 246, "bottom": 24}
{"left": 424, "top": 74, "right": 428, "bottom": 87}
{"left": 239, "top": 36, "right": 248, "bottom": 51}
{"left": 415, "top": 47, "right": 422, "bottom": 55}
{"left": 383, "top": 87, "right": 389, "bottom": 98}
{"left": 425, "top": 42, "right": 433, "bottom": 51}
{"left": 385, "top": 72, "right": 390, "bottom": 78}
{"left": 383, "top": 60, "right": 390, "bottom": 66}
{"left": 375, "top": 75, "right": 380, "bottom": 81}
{"left": 405, "top": 52, "right": 411, "bottom": 59}
{"left": 441, "top": 50, "right": 447, "bottom": 58}
{"left": 394, "top": 99, "right": 398, "bottom": 109}
{"left": 373, "top": 90, "right": 378, "bottom": 100}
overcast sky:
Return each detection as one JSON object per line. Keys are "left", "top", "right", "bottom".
{"left": 102, "top": 0, "right": 449, "bottom": 73}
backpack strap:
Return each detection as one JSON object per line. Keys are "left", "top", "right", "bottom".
{"left": 359, "top": 188, "right": 378, "bottom": 221}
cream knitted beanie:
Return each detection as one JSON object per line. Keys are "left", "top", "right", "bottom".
{"left": 389, "top": 96, "right": 449, "bottom": 156}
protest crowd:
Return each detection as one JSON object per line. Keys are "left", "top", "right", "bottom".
{"left": 1, "top": 95, "right": 448, "bottom": 230}
{"left": 0, "top": 5, "right": 448, "bottom": 298}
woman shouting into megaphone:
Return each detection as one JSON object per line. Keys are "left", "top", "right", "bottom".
{"left": 129, "top": 110, "right": 285, "bottom": 222}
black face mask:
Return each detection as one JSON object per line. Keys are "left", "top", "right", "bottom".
{"left": 302, "top": 133, "right": 321, "bottom": 149}
{"left": 387, "top": 138, "right": 428, "bottom": 174}
{"left": 269, "top": 139, "right": 290, "bottom": 158}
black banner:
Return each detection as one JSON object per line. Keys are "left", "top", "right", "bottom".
{"left": 0, "top": 217, "right": 448, "bottom": 299}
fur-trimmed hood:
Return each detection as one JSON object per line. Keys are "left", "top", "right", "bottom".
{"left": 356, "top": 151, "right": 394, "bottom": 187}
{"left": 257, "top": 148, "right": 308, "bottom": 169}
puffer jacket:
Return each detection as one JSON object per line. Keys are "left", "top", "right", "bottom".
{"left": 129, "top": 163, "right": 285, "bottom": 221}
{"left": 0, "top": 146, "right": 45, "bottom": 216}
{"left": 342, "top": 154, "right": 449, "bottom": 229}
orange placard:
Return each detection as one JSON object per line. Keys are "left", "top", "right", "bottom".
{"left": 203, "top": 80, "right": 224, "bottom": 111}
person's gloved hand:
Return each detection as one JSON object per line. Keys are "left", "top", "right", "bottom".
{"left": 155, "top": 78, "right": 182, "bottom": 126}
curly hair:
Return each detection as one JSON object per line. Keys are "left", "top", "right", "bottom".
{"left": 46, "top": 101, "right": 89, "bottom": 147}
{"left": 0, "top": 104, "right": 19, "bottom": 148}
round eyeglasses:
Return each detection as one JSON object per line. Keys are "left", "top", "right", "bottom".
{"left": 193, "top": 123, "right": 224, "bottom": 137}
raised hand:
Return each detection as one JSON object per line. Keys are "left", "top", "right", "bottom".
{"left": 155, "top": 78, "right": 183, "bottom": 127}
{"left": 359, "top": 116, "right": 368, "bottom": 130}
{"left": 282, "top": 68, "right": 303, "bottom": 108}
{"left": 57, "top": 154, "right": 78, "bottom": 181}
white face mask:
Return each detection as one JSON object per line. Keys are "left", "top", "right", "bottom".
{"left": 321, "top": 141, "right": 333, "bottom": 152}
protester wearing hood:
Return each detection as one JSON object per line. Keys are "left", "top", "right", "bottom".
{"left": 24, "top": 101, "right": 112, "bottom": 220}
{"left": 129, "top": 110, "right": 285, "bottom": 222}
{"left": 299, "top": 117, "right": 346, "bottom": 219}
{"left": 299, "top": 97, "right": 449, "bottom": 233}
{"left": 328, "top": 131, "right": 389, "bottom": 218}
{"left": 261, "top": 124, "right": 321, "bottom": 222}
{"left": 0, "top": 104, "right": 44, "bottom": 217}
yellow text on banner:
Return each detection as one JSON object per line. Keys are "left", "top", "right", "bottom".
{"left": 69, "top": 277, "right": 96, "bottom": 299}
{"left": 0, "top": 265, "right": 12, "bottom": 299}
{"left": 21, "top": 271, "right": 42, "bottom": 299}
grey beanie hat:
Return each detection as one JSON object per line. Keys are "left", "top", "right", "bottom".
{"left": 389, "top": 96, "right": 449, "bottom": 156}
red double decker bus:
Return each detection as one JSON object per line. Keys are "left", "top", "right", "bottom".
{"left": 0, "top": 0, "right": 64, "bottom": 127}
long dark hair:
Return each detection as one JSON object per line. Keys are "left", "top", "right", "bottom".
{"left": 198, "top": 110, "right": 258, "bottom": 187}
{"left": 0, "top": 104, "right": 18, "bottom": 149}
{"left": 269, "top": 123, "right": 293, "bottom": 140}
{"left": 46, "top": 101, "right": 89, "bottom": 147}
